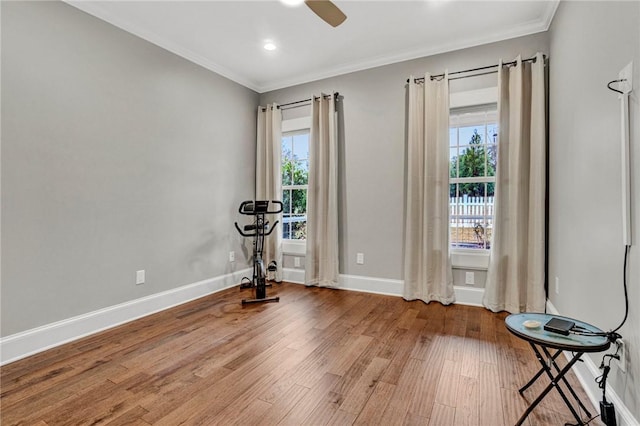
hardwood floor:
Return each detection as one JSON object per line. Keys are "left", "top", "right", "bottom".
{"left": 1, "top": 283, "right": 602, "bottom": 425}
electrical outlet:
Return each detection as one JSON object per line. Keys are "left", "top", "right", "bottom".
{"left": 229, "top": 251, "right": 235, "bottom": 263}
{"left": 465, "top": 271, "right": 475, "bottom": 285}
{"left": 136, "top": 270, "right": 145, "bottom": 285}
{"left": 615, "top": 338, "right": 627, "bottom": 373}
{"left": 555, "top": 277, "right": 560, "bottom": 295}
{"left": 294, "top": 257, "right": 301, "bottom": 267}
{"left": 356, "top": 253, "right": 364, "bottom": 265}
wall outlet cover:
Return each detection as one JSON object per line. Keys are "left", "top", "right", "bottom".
{"left": 136, "top": 270, "right": 145, "bottom": 285}
{"left": 465, "top": 271, "right": 475, "bottom": 285}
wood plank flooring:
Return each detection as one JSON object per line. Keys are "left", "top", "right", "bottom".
{"left": 0, "top": 283, "right": 602, "bottom": 425}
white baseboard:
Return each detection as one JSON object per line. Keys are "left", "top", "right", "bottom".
{"left": 283, "top": 267, "right": 305, "bottom": 284}
{"left": 0, "top": 268, "right": 251, "bottom": 366}
{"left": 546, "top": 300, "right": 639, "bottom": 426}
{"left": 283, "top": 269, "right": 403, "bottom": 296}
{"left": 282, "top": 268, "right": 484, "bottom": 306}
{"left": 339, "top": 273, "right": 404, "bottom": 296}
{"left": 453, "top": 285, "right": 485, "bottom": 306}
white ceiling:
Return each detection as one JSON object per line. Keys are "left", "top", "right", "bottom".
{"left": 67, "top": 1, "right": 559, "bottom": 93}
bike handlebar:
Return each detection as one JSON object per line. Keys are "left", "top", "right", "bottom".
{"left": 237, "top": 200, "right": 284, "bottom": 216}
{"left": 234, "top": 220, "right": 280, "bottom": 238}
{"left": 234, "top": 221, "right": 251, "bottom": 237}
{"left": 268, "top": 200, "right": 284, "bottom": 214}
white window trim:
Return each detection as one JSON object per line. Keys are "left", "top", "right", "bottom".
{"left": 451, "top": 249, "right": 490, "bottom": 270}
{"left": 450, "top": 87, "right": 497, "bottom": 108}
{"left": 449, "top": 87, "right": 498, "bottom": 270}
{"left": 283, "top": 240, "right": 306, "bottom": 256}
{"left": 282, "top": 116, "right": 311, "bottom": 133}
{"left": 282, "top": 116, "right": 311, "bottom": 255}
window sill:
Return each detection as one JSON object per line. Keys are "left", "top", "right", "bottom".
{"left": 283, "top": 242, "right": 487, "bottom": 268}
{"left": 282, "top": 240, "right": 306, "bottom": 256}
{"left": 451, "top": 250, "right": 489, "bottom": 270}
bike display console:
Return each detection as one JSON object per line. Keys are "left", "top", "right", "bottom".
{"left": 234, "top": 200, "right": 283, "bottom": 304}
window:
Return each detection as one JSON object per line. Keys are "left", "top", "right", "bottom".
{"left": 449, "top": 105, "right": 497, "bottom": 251}
{"left": 281, "top": 129, "right": 309, "bottom": 240}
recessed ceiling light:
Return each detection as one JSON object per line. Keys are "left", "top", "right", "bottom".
{"left": 280, "top": 0, "right": 304, "bottom": 6}
{"left": 264, "top": 42, "right": 277, "bottom": 51}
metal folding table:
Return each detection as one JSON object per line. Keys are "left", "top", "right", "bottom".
{"left": 505, "top": 313, "right": 610, "bottom": 426}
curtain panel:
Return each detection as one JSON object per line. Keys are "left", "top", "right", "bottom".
{"left": 305, "top": 94, "right": 340, "bottom": 287}
{"left": 483, "top": 52, "right": 546, "bottom": 313}
{"left": 403, "top": 74, "right": 455, "bottom": 304}
{"left": 256, "top": 104, "right": 283, "bottom": 282}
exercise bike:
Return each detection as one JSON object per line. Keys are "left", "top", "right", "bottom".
{"left": 234, "top": 200, "right": 282, "bottom": 304}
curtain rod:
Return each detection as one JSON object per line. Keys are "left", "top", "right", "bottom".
{"left": 262, "top": 92, "right": 339, "bottom": 111}
{"left": 406, "top": 55, "right": 544, "bottom": 84}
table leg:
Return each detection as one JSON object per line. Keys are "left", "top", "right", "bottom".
{"left": 516, "top": 345, "right": 586, "bottom": 426}
{"left": 541, "top": 346, "right": 592, "bottom": 418}
{"left": 519, "top": 348, "right": 563, "bottom": 394}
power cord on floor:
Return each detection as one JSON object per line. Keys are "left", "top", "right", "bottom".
{"left": 564, "top": 413, "right": 600, "bottom": 426}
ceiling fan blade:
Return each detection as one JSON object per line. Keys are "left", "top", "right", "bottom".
{"left": 304, "top": 0, "right": 347, "bottom": 27}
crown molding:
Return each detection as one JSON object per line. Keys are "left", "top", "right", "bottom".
{"left": 65, "top": 1, "right": 261, "bottom": 93}
{"left": 259, "top": 10, "right": 558, "bottom": 93}
{"left": 65, "top": 0, "right": 559, "bottom": 94}
{"left": 541, "top": 0, "right": 562, "bottom": 31}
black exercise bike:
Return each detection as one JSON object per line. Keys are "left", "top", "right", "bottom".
{"left": 234, "top": 200, "right": 282, "bottom": 304}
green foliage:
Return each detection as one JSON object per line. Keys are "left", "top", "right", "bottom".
{"left": 282, "top": 155, "right": 308, "bottom": 187}
{"left": 282, "top": 149, "right": 308, "bottom": 214}
{"left": 450, "top": 129, "right": 496, "bottom": 197}
{"left": 282, "top": 148, "right": 308, "bottom": 239}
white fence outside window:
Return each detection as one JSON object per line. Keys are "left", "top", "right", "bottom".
{"left": 450, "top": 196, "right": 494, "bottom": 222}
{"left": 450, "top": 195, "right": 494, "bottom": 249}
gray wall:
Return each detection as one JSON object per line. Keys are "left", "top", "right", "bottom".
{"left": 260, "top": 33, "right": 549, "bottom": 286}
{"left": 548, "top": 1, "right": 640, "bottom": 419}
{"left": 1, "top": 1, "right": 258, "bottom": 336}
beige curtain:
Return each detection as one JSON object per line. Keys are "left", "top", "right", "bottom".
{"left": 403, "top": 74, "right": 455, "bottom": 304}
{"left": 305, "top": 94, "right": 339, "bottom": 287}
{"left": 256, "top": 104, "right": 283, "bottom": 282}
{"left": 483, "top": 52, "right": 546, "bottom": 313}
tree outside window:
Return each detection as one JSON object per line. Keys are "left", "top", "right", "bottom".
{"left": 282, "top": 131, "right": 309, "bottom": 240}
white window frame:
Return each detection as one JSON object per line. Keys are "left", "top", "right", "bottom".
{"left": 281, "top": 117, "right": 311, "bottom": 256}
{"left": 449, "top": 87, "right": 498, "bottom": 270}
